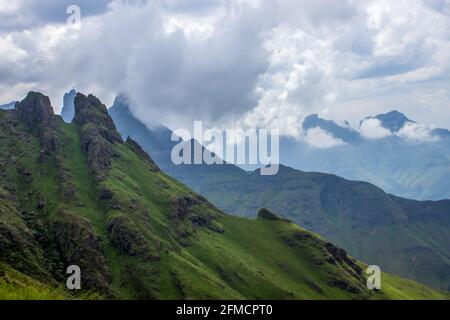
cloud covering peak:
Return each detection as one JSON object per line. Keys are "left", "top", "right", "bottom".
{"left": 1, "top": 0, "right": 450, "bottom": 134}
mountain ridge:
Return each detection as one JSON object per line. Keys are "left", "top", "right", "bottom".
{"left": 107, "top": 99, "right": 450, "bottom": 290}
{"left": 4, "top": 91, "right": 446, "bottom": 299}
{"left": 0, "top": 101, "right": 17, "bottom": 110}
{"left": 362, "top": 110, "right": 413, "bottom": 132}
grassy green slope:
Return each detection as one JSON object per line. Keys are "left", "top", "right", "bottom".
{"left": 85, "top": 127, "right": 448, "bottom": 300}
{"left": 0, "top": 263, "right": 68, "bottom": 300}
{"left": 94, "top": 140, "right": 447, "bottom": 299}
{"left": 0, "top": 96, "right": 448, "bottom": 300}
{"left": 108, "top": 103, "right": 450, "bottom": 291}
{"left": 181, "top": 165, "right": 450, "bottom": 291}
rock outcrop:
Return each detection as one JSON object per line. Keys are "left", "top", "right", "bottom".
{"left": 73, "top": 93, "right": 123, "bottom": 180}
{"left": 325, "top": 242, "right": 364, "bottom": 275}
{"left": 0, "top": 186, "right": 49, "bottom": 281}
{"left": 73, "top": 93, "right": 122, "bottom": 140}
{"left": 257, "top": 208, "right": 291, "bottom": 222}
{"left": 51, "top": 213, "right": 111, "bottom": 292}
{"left": 15, "top": 92, "right": 59, "bottom": 153}
{"left": 107, "top": 216, "right": 152, "bottom": 260}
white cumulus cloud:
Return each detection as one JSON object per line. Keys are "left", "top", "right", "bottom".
{"left": 304, "top": 127, "right": 346, "bottom": 149}
{"left": 1, "top": 0, "right": 450, "bottom": 131}
{"left": 396, "top": 122, "right": 439, "bottom": 142}
{"left": 359, "top": 118, "right": 392, "bottom": 139}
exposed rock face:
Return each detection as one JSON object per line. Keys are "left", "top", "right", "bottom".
{"left": 325, "top": 242, "right": 363, "bottom": 275}
{"left": 0, "top": 221, "right": 43, "bottom": 274}
{"left": 170, "top": 196, "right": 223, "bottom": 240}
{"left": 80, "top": 131, "right": 115, "bottom": 180}
{"left": 73, "top": 93, "right": 122, "bottom": 141}
{"left": 107, "top": 216, "right": 151, "bottom": 260}
{"left": 279, "top": 228, "right": 367, "bottom": 295}
{"left": 73, "top": 93, "right": 123, "bottom": 180}
{"left": 15, "top": 92, "right": 56, "bottom": 130}
{"left": 328, "top": 278, "right": 363, "bottom": 294}
{"left": 51, "top": 213, "right": 111, "bottom": 292}
{"left": 15, "top": 92, "right": 59, "bottom": 152}
{"left": 171, "top": 196, "right": 201, "bottom": 220}
{"left": 99, "top": 188, "right": 114, "bottom": 200}
{"left": 0, "top": 193, "right": 48, "bottom": 280}
{"left": 257, "top": 208, "right": 291, "bottom": 222}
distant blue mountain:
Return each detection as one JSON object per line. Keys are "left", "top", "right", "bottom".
{"left": 108, "top": 95, "right": 175, "bottom": 155}
{"left": 432, "top": 127, "right": 450, "bottom": 137}
{"left": 106, "top": 97, "right": 450, "bottom": 290}
{"left": 0, "top": 101, "right": 17, "bottom": 110}
{"left": 108, "top": 95, "right": 244, "bottom": 187}
{"left": 277, "top": 112, "right": 450, "bottom": 200}
{"left": 305, "top": 110, "right": 450, "bottom": 141}
{"left": 364, "top": 110, "right": 413, "bottom": 132}
{"left": 60, "top": 89, "right": 77, "bottom": 122}
{"left": 107, "top": 98, "right": 450, "bottom": 201}
{"left": 303, "top": 114, "right": 361, "bottom": 143}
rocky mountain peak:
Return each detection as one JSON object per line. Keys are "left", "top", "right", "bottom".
{"left": 73, "top": 93, "right": 123, "bottom": 180}
{"left": 371, "top": 110, "right": 413, "bottom": 132}
{"left": 16, "top": 92, "right": 57, "bottom": 130}
{"left": 73, "top": 93, "right": 122, "bottom": 143}
{"left": 15, "top": 92, "right": 59, "bottom": 152}
{"left": 303, "top": 113, "right": 361, "bottom": 144}
{"left": 111, "top": 94, "right": 132, "bottom": 114}
{"left": 304, "top": 114, "right": 319, "bottom": 121}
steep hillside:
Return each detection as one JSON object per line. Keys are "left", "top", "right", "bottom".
{"left": 0, "top": 92, "right": 447, "bottom": 299}
{"left": 107, "top": 101, "right": 450, "bottom": 291}
{"left": 187, "top": 165, "right": 450, "bottom": 291}
{"left": 280, "top": 136, "right": 450, "bottom": 202}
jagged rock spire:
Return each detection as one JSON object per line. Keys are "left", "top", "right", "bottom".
{"left": 16, "top": 92, "right": 57, "bottom": 130}
{"left": 15, "top": 91, "right": 59, "bottom": 152}
{"left": 74, "top": 93, "right": 122, "bottom": 143}
{"left": 73, "top": 93, "right": 122, "bottom": 180}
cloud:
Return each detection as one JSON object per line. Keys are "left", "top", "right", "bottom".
{"left": 304, "top": 127, "right": 346, "bottom": 149}
{"left": 1, "top": 0, "right": 450, "bottom": 132}
{"left": 359, "top": 118, "right": 392, "bottom": 139}
{"left": 358, "top": 117, "right": 440, "bottom": 143}
{"left": 396, "top": 122, "right": 439, "bottom": 142}
{"left": 0, "top": 0, "right": 111, "bottom": 32}
{"left": 161, "top": 0, "right": 223, "bottom": 16}
{"left": 0, "top": 0, "right": 273, "bottom": 126}
{"left": 124, "top": 2, "right": 271, "bottom": 128}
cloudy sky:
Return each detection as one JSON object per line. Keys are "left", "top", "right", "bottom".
{"left": 1, "top": 0, "right": 450, "bottom": 140}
